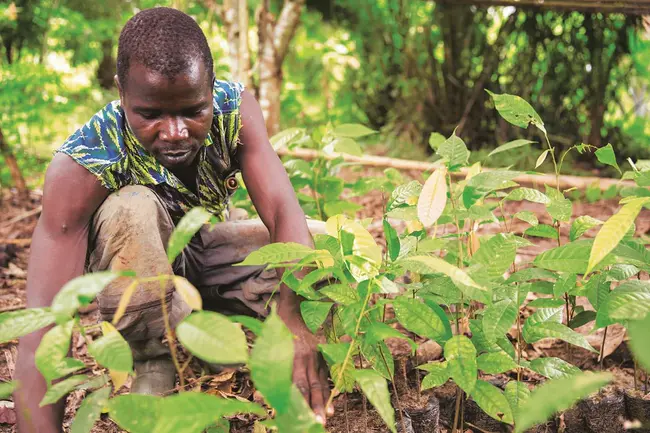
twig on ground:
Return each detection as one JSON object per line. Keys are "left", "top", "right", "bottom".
{"left": 0, "top": 206, "right": 42, "bottom": 229}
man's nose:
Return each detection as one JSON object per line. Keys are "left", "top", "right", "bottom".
{"left": 159, "top": 116, "right": 189, "bottom": 142}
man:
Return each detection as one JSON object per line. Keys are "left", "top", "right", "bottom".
{"left": 14, "top": 7, "right": 331, "bottom": 432}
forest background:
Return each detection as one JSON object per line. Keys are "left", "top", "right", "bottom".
{"left": 2, "top": 0, "right": 650, "bottom": 189}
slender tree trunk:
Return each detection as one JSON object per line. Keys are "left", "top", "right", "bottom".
{"left": 221, "top": 0, "right": 253, "bottom": 89}
{"left": 0, "top": 126, "right": 28, "bottom": 199}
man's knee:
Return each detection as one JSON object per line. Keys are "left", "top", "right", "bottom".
{"left": 94, "top": 185, "right": 169, "bottom": 236}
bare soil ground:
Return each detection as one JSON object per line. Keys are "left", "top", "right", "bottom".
{"left": 1, "top": 167, "right": 649, "bottom": 432}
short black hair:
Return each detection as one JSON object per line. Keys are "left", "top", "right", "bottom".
{"left": 117, "top": 7, "right": 214, "bottom": 87}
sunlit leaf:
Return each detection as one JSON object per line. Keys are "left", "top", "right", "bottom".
{"left": 436, "top": 131, "right": 469, "bottom": 170}
{"left": 417, "top": 168, "right": 448, "bottom": 227}
{"left": 504, "top": 381, "right": 530, "bottom": 414}
{"left": 595, "top": 144, "right": 621, "bottom": 174}
{"left": 477, "top": 352, "right": 517, "bottom": 374}
{"left": 393, "top": 296, "right": 446, "bottom": 342}
{"left": 506, "top": 187, "right": 550, "bottom": 204}
{"left": 482, "top": 300, "right": 517, "bottom": 344}
{"left": 354, "top": 370, "right": 396, "bottom": 433}
{"left": 88, "top": 322, "right": 133, "bottom": 373}
{"left": 167, "top": 207, "right": 212, "bottom": 264}
{"left": 300, "top": 301, "right": 333, "bottom": 333}
{"left": 332, "top": 123, "right": 377, "bottom": 138}
{"left": 471, "top": 380, "right": 514, "bottom": 424}
{"left": 40, "top": 375, "right": 88, "bottom": 406}
{"left": 569, "top": 215, "right": 603, "bottom": 241}
{"left": 489, "top": 139, "right": 536, "bottom": 157}
{"left": 463, "top": 170, "right": 522, "bottom": 208}
{"left": 523, "top": 322, "right": 596, "bottom": 353}
{"left": 70, "top": 387, "right": 111, "bottom": 433}
{"left": 176, "top": 311, "right": 248, "bottom": 364}
{"left": 35, "top": 320, "right": 84, "bottom": 383}
{"left": 419, "top": 361, "right": 449, "bottom": 390}
{"left": 173, "top": 276, "right": 202, "bottom": 311}
{"left": 52, "top": 272, "right": 120, "bottom": 319}
{"left": 487, "top": 90, "right": 546, "bottom": 133}
{"left": 629, "top": 313, "right": 650, "bottom": 372}
{"left": 536, "top": 149, "right": 550, "bottom": 168}
{"left": 444, "top": 336, "right": 477, "bottom": 393}
{"left": 528, "top": 357, "right": 581, "bottom": 379}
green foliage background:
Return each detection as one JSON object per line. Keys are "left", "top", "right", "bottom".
{"left": 1, "top": 0, "right": 650, "bottom": 187}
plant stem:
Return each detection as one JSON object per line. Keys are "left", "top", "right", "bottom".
{"left": 543, "top": 132, "right": 560, "bottom": 191}
{"left": 344, "top": 393, "right": 350, "bottom": 433}
{"left": 452, "top": 388, "right": 462, "bottom": 433}
{"left": 159, "top": 276, "right": 184, "bottom": 388}
{"left": 599, "top": 326, "right": 608, "bottom": 370}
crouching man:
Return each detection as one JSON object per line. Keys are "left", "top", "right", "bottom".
{"left": 14, "top": 7, "right": 330, "bottom": 432}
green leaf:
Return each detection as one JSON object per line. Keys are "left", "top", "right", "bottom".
{"left": 595, "top": 144, "right": 621, "bottom": 174}
{"left": 153, "top": 393, "right": 265, "bottom": 433}
{"left": 418, "top": 361, "right": 449, "bottom": 390}
{"left": 393, "top": 296, "right": 446, "bottom": 341}
{"left": 506, "top": 268, "right": 557, "bottom": 284}
{"left": 536, "top": 149, "right": 550, "bottom": 168}
{"left": 527, "top": 299, "right": 565, "bottom": 308}
{"left": 319, "top": 284, "right": 359, "bottom": 306}
{"left": 331, "top": 138, "right": 363, "bottom": 156}
{"left": 525, "top": 307, "right": 564, "bottom": 328}
{"left": 167, "top": 207, "right": 212, "bottom": 264}
{"left": 586, "top": 198, "right": 650, "bottom": 275}
{"left": 444, "top": 335, "right": 477, "bottom": 393}
{"left": 471, "top": 380, "right": 514, "bottom": 424}
{"left": 52, "top": 272, "right": 120, "bottom": 319}
{"left": 553, "top": 273, "right": 577, "bottom": 298}
{"left": 399, "top": 255, "right": 485, "bottom": 294}
{"left": 463, "top": 171, "right": 522, "bottom": 209}
{"left": 270, "top": 127, "right": 305, "bottom": 150}
{"left": 525, "top": 224, "right": 558, "bottom": 240}
{"left": 238, "top": 242, "right": 321, "bottom": 266}
{"left": 534, "top": 240, "right": 614, "bottom": 274}
{"left": 40, "top": 375, "right": 88, "bottom": 406}
{"left": 482, "top": 300, "right": 517, "bottom": 343}
{"left": 176, "top": 311, "right": 248, "bottom": 364}
{"left": 489, "top": 139, "right": 536, "bottom": 157}
{"left": 629, "top": 313, "right": 650, "bottom": 372}
{"left": 389, "top": 181, "right": 422, "bottom": 210}
{"left": 417, "top": 168, "right": 448, "bottom": 227}
{"left": 273, "top": 386, "right": 327, "bottom": 433}
{"left": 70, "top": 387, "right": 111, "bottom": 433}
{"left": 429, "top": 132, "right": 446, "bottom": 151}
{"left": 0, "top": 308, "right": 56, "bottom": 344}
{"left": 88, "top": 322, "right": 133, "bottom": 372}
{"left": 109, "top": 394, "right": 163, "bottom": 433}
{"left": 383, "top": 219, "right": 400, "bottom": 262}
{"left": 523, "top": 322, "right": 597, "bottom": 353}
{"left": 354, "top": 370, "right": 396, "bottom": 433}
{"left": 506, "top": 188, "right": 550, "bottom": 204}
{"left": 332, "top": 123, "right": 377, "bottom": 138}
{"left": 514, "top": 372, "right": 612, "bottom": 433}
{"left": 477, "top": 352, "right": 517, "bottom": 374}
{"left": 300, "top": 301, "right": 333, "bottom": 333}
{"left": 607, "top": 264, "right": 640, "bottom": 281}
{"left": 436, "top": 131, "right": 469, "bottom": 170}
{"left": 472, "top": 234, "right": 517, "bottom": 281}
{"left": 528, "top": 357, "right": 581, "bottom": 379}
{"left": 569, "top": 311, "right": 597, "bottom": 329}
{"left": 250, "top": 307, "right": 294, "bottom": 414}
{"left": 228, "top": 315, "right": 263, "bottom": 335}
{"left": 0, "top": 381, "right": 18, "bottom": 399}
{"left": 545, "top": 187, "right": 572, "bottom": 222}
{"left": 361, "top": 339, "right": 394, "bottom": 380}
{"left": 487, "top": 90, "right": 546, "bottom": 133}
{"left": 569, "top": 216, "right": 603, "bottom": 241}
{"left": 364, "top": 321, "right": 417, "bottom": 352}
{"left": 504, "top": 381, "right": 530, "bottom": 414}
{"left": 35, "top": 320, "right": 84, "bottom": 383}
{"left": 606, "top": 280, "right": 650, "bottom": 321}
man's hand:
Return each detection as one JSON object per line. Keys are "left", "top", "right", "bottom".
{"left": 278, "top": 307, "right": 332, "bottom": 425}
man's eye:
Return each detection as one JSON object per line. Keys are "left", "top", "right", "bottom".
{"left": 139, "top": 111, "right": 160, "bottom": 120}
{"left": 183, "top": 107, "right": 205, "bottom": 118}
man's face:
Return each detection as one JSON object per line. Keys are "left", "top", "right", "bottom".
{"left": 117, "top": 59, "right": 213, "bottom": 170}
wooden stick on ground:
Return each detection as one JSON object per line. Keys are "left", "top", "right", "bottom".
{"left": 277, "top": 148, "right": 636, "bottom": 191}
{"left": 0, "top": 206, "right": 42, "bottom": 230}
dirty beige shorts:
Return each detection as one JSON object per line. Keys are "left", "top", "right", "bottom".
{"left": 86, "top": 185, "right": 325, "bottom": 343}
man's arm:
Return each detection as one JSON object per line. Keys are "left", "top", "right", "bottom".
{"left": 238, "top": 90, "right": 330, "bottom": 424}
{"left": 15, "top": 153, "right": 109, "bottom": 433}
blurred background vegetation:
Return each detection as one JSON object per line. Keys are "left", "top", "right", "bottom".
{"left": 2, "top": 0, "right": 650, "bottom": 189}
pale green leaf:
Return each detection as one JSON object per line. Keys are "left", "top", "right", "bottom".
{"left": 417, "top": 168, "right": 448, "bottom": 227}
{"left": 270, "top": 127, "right": 305, "bottom": 150}
{"left": 477, "top": 352, "right": 517, "bottom": 374}
{"left": 173, "top": 276, "right": 202, "bottom": 310}
{"left": 472, "top": 234, "right": 517, "bottom": 280}
{"left": 238, "top": 242, "right": 322, "bottom": 266}
{"left": 35, "top": 320, "right": 84, "bottom": 383}
{"left": 528, "top": 357, "right": 581, "bottom": 379}
{"left": 523, "top": 322, "right": 597, "bottom": 353}
{"left": 525, "top": 224, "right": 558, "bottom": 240}
{"left": 506, "top": 188, "right": 550, "bottom": 204}
{"left": 569, "top": 216, "right": 603, "bottom": 241}
{"left": 109, "top": 394, "right": 163, "bottom": 433}
{"left": 595, "top": 144, "right": 621, "bottom": 174}
{"left": 429, "top": 132, "right": 446, "bottom": 151}
{"left": 471, "top": 380, "right": 514, "bottom": 424}
{"left": 167, "top": 207, "right": 212, "bottom": 264}
{"left": 536, "top": 149, "right": 550, "bottom": 168}
{"left": 606, "top": 280, "right": 650, "bottom": 321}
{"left": 0, "top": 308, "right": 56, "bottom": 344}
{"left": 629, "top": 313, "right": 650, "bottom": 372}
{"left": 361, "top": 339, "right": 394, "bottom": 380}
{"left": 250, "top": 308, "right": 294, "bottom": 413}
{"left": 463, "top": 170, "right": 522, "bottom": 208}
{"left": 399, "top": 255, "right": 485, "bottom": 292}
{"left": 487, "top": 90, "right": 546, "bottom": 133}
{"left": 332, "top": 123, "right": 377, "bottom": 138}
{"left": 534, "top": 240, "right": 615, "bottom": 274}
{"left": 586, "top": 198, "right": 650, "bottom": 275}
{"left": 52, "top": 272, "right": 120, "bottom": 319}
{"left": 319, "top": 284, "right": 359, "bottom": 306}
{"left": 516, "top": 210, "right": 540, "bottom": 226}
{"left": 482, "top": 300, "right": 517, "bottom": 343}
{"left": 514, "top": 372, "right": 612, "bottom": 433}
{"left": 389, "top": 181, "right": 422, "bottom": 210}
{"left": 40, "top": 375, "right": 88, "bottom": 406}
{"left": 489, "top": 139, "right": 536, "bottom": 157}
{"left": 331, "top": 137, "right": 363, "bottom": 156}
{"left": 553, "top": 273, "right": 577, "bottom": 298}
{"left": 0, "top": 381, "right": 18, "bottom": 400}
{"left": 436, "top": 131, "right": 469, "bottom": 169}
{"left": 545, "top": 186, "right": 572, "bottom": 222}
{"left": 364, "top": 321, "right": 417, "bottom": 352}
{"left": 70, "top": 387, "right": 111, "bottom": 433}
{"left": 506, "top": 268, "right": 557, "bottom": 284}
{"left": 444, "top": 336, "right": 477, "bottom": 393}
{"left": 504, "top": 381, "right": 531, "bottom": 413}
{"left": 176, "top": 311, "right": 248, "bottom": 364}
{"left": 88, "top": 322, "right": 133, "bottom": 372}
{"left": 354, "top": 370, "right": 396, "bottom": 433}
{"left": 418, "top": 361, "right": 449, "bottom": 390}
{"left": 300, "top": 301, "right": 333, "bottom": 333}
{"left": 273, "top": 386, "right": 327, "bottom": 433}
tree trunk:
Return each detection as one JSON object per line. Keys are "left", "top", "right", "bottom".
{"left": 0, "top": 126, "right": 28, "bottom": 200}
{"left": 96, "top": 39, "right": 116, "bottom": 90}
{"left": 256, "top": 0, "right": 305, "bottom": 136}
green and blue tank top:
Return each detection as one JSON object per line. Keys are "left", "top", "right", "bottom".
{"left": 57, "top": 79, "right": 244, "bottom": 223}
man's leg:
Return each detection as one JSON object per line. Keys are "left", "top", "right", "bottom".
{"left": 87, "top": 185, "right": 192, "bottom": 394}
{"left": 195, "top": 217, "right": 327, "bottom": 316}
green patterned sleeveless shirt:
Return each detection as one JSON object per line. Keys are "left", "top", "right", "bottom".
{"left": 57, "top": 80, "right": 244, "bottom": 223}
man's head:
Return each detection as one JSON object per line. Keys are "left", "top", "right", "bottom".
{"left": 116, "top": 7, "right": 214, "bottom": 170}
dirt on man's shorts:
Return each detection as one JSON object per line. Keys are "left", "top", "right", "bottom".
{"left": 86, "top": 185, "right": 325, "bottom": 344}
